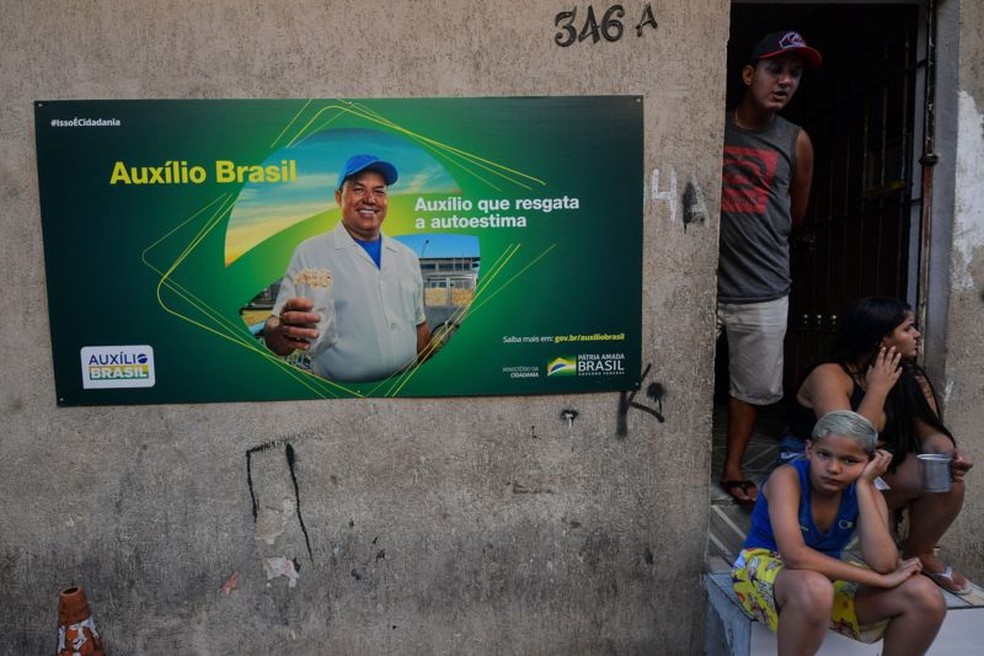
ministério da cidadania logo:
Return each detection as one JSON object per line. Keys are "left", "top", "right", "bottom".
{"left": 80, "top": 345, "right": 156, "bottom": 389}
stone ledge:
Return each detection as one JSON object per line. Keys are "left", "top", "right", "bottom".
{"left": 705, "top": 570, "right": 984, "bottom": 656}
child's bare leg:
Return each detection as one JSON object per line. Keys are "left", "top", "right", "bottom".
{"left": 774, "top": 569, "right": 833, "bottom": 656}
{"left": 855, "top": 576, "right": 945, "bottom": 656}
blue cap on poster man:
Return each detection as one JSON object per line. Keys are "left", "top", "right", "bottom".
{"left": 338, "top": 154, "right": 398, "bottom": 190}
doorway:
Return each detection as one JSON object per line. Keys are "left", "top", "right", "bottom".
{"left": 729, "top": 1, "right": 924, "bottom": 389}
{"left": 709, "top": 1, "right": 928, "bottom": 566}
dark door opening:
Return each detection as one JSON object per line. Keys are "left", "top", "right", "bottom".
{"left": 719, "top": 2, "right": 923, "bottom": 398}
{"left": 709, "top": 1, "right": 926, "bottom": 565}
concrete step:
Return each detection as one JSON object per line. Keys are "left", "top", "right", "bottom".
{"left": 706, "top": 571, "right": 984, "bottom": 655}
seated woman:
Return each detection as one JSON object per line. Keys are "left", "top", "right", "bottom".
{"left": 779, "top": 297, "right": 974, "bottom": 595}
{"left": 733, "top": 410, "right": 945, "bottom": 655}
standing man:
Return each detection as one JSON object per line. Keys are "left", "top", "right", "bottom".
{"left": 718, "top": 31, "right": 821, "bottom": 504}
{"left": 264, "top": 154, "right": 431, "bottom": 382}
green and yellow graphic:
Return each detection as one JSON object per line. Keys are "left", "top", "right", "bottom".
{"left": 35, "top": 97, "right": 643, "bottom": 405}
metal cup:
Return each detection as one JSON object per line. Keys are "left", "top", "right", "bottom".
{"left": 917, "top": 453, "right": 952, "bottom": 493}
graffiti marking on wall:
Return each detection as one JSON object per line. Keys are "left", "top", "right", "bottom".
{"left": 683, "top": 175, "right": 709, "bottom": 231}
{"left": 246, "top": 440, "right": 314, "bottom": 563}
{"left": 616, "top": 364, "right": 665, "bottom": 436}
{"left": 554, "top": 3, "right": 659, "bottom": 47}
{"left": 650, "top": 167, "right": 678, "bottom": 224}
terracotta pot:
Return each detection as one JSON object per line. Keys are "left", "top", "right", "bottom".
{"left": 56, "top": 586, "right": 105, "bottom": 656}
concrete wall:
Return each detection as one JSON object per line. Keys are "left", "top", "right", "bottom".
{"left": 0, "top": 1, "right": 728, "bottom": 653}
{"left": 938, "top": 0, "right": 984, "bottom": 575}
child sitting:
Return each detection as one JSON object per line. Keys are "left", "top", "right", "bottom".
{"left": 732, "top": 410, "right": 945, "bottom": 655}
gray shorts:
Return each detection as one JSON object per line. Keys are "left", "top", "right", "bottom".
{"left": 716, "top": 296, "right": 788, "bottom": 405}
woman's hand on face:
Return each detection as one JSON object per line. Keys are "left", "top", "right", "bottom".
{"left": 865, "top": 346, "right": 902, "bottom": 394}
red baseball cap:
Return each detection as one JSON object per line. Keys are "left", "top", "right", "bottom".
{"left": 749, "top": 31, "right": 822, "bottom": 68}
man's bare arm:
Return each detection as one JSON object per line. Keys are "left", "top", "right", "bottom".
{"left": 790, "top": 129, "right": 814, "bottom": 227}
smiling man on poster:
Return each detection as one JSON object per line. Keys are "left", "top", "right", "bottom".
{"left": 263, "top": 154, "right": 431, "bottom": 382}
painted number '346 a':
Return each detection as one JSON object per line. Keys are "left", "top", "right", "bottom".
{"left": 554, "top": 3, "right": 659, "bottom": 47}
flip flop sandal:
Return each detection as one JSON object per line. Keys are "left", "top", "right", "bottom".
{"left": 926, "top": 566, "right": 974, "bottom": 595}
{"left": 720, "top": 480, "right": 757, "bottom": 506}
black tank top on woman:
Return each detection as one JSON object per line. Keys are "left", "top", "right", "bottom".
{"left": 787, "top": 364, "right": 867, "bottom": 441}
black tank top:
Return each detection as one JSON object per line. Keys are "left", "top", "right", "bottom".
{"left": 787, "top": 365, "right": 866, "bottom": 441}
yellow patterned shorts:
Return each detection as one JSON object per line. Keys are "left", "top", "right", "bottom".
{"left": 731, "top": 548, "right": 888, "bottom": 643}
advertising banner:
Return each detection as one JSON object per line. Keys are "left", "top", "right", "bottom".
{"left": 35, "top": 97, "right": 643, "bottom": 405}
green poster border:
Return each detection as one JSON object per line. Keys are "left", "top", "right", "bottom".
{"left": 34, "top": 97, "right": 643, "bottom": 406}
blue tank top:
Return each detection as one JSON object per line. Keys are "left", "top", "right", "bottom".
{"left": 743, "top": 459, "right": 859, "bottom": 559}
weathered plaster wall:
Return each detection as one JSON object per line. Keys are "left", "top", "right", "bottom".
{"left": 940, "top": 0, "right": 984, "bottom": 574}
{"left": 0, "top": 1, "right": 728, "bottom": 653}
